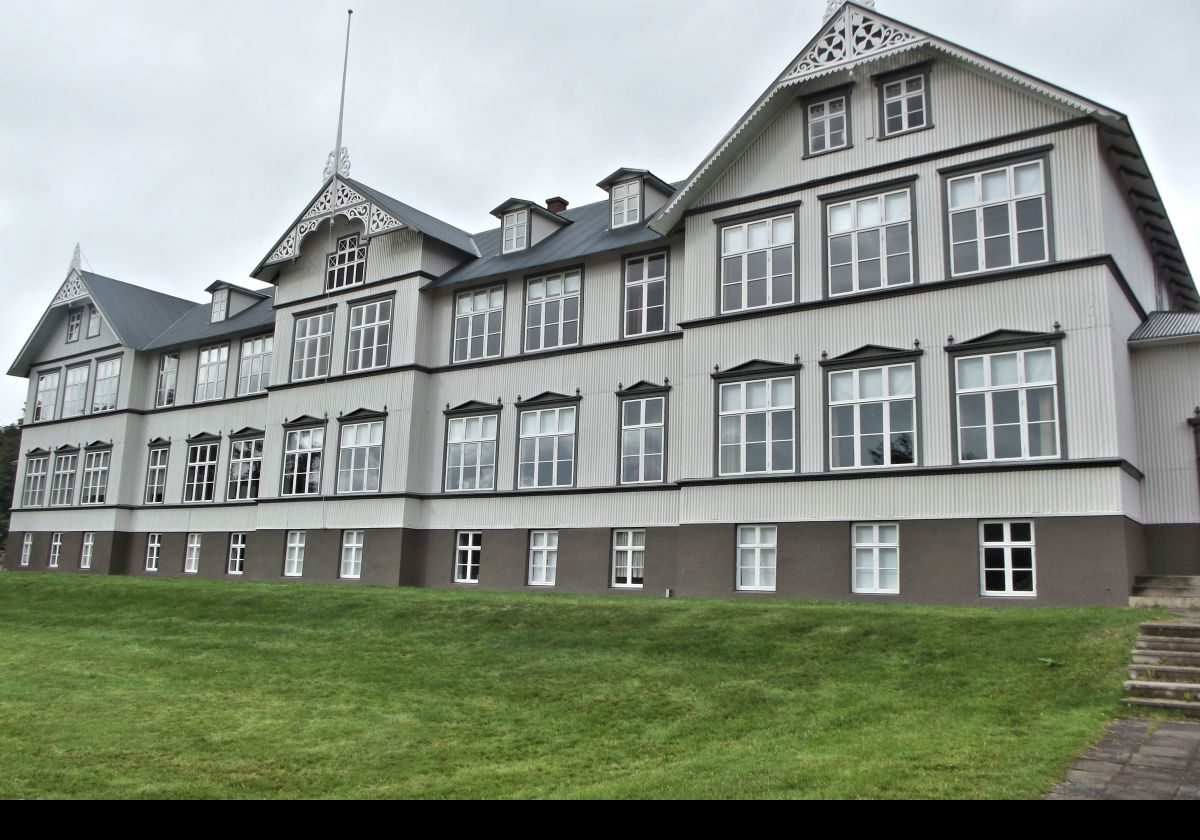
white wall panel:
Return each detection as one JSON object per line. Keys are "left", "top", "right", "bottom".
{"left": 417, "top": 491, "right": 679, "bottom": 530}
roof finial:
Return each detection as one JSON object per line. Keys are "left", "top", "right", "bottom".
{"left": 68, "top": 243, "right": 83, "bottom": 274}
{"left": 823, "top": 0, "right": 874, "bottom": 23}
{"left": 323, "top": 10, "right": 354, "bottom": 182}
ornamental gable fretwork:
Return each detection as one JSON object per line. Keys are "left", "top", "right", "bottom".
{"left": 266, "top": 176, "right": 405, "bottom": 266}
{"left": 51, "top": 270, "right": 87, "bottom": 305}
{"left": 783, "top": 6, "right": 922, "bottom": 80}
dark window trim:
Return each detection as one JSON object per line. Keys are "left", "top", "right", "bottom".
{"left": 816, "top": 174, "right": 918, "bottom": 204}
{"left": 871, "top": 59, "right": 935, "bottom": 84}
{"left": 711, "top": 361, "right": 803, "bottom": 382}
{"left": 819, "top": 177, "right": 920, "bottom": 301}
{"left": 337, "top": 407, "right": 388, "bottom": 423}
{"left": 450, "top": 280, "right": 507, "bottom": 366}
{"left": 441, "top": 408, "right": 502, "bottom": 494}
{"left": 800, "top": 84, "right": 854, "bottom": 158}
{"left": 344, "top": 292, "right": 396, "bottom": 375}
{"left": 617, "top": 389, "right": 670, "bottom": 487}
{"left": 715, "top": 209, "right": 800, "bottom": 316}
{"left": 289, "top": 307, "right": 336, "bottom": 384}
{"left": 875, "top": 62, "right": 934, "bottom": 141}
{"left": 281, "top": 415, "right": 329, "bottom": 431}
{"left": 333, "top": 412, "right": 387, "bottom": 497}
{"left": 281, "top": 269, "right": 438, "bottom": 310}
{"left": 194, "top": 341, "right": 231, "bottom": 403}
{"left": 711, "top": 364, "right": 801, "bottom": 479}
{"left": 30, "top": 343, "right": 122, "bottom": 369}
{"left": 937, "top": 144, "right": 1054, "bottom": 177}
{"left": 822, "top": 353, "right": 924, "bottom": 472}
{"left": 325, "top": 232, "right": 368, "bottom": 293}
{"left": 65, "top": 307, "right": 83, "bottom": 343}
{"left": 279, "top": 419, "right": 327, "bottom": 498}
{"left": 615, "top": 380, "right": 672, "bottom": 398}
{"left": 444, "top": 400, "right": 503, "bottom": 417}
{"left": 185, "top": 431, "right": 221, "bottom": 444}
{"left": 619, "top": 247, "right": 671, "bottom": 341}
{"left": 513, "top": 394, "right": 581, "bottom": 492}
{"left": 228, "top": 427, "right": 265, "bottom": 440}
{"left": 820, "top": 347, "right": 924, "bottom": 370}
{"left": 521, "top": 265, "right": 585, "bottom": 355}
{"left": 711, "top": 201, "right": 803, "bottom": 227}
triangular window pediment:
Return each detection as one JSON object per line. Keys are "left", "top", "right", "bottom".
{"left": 54, "top": 444, "right": 79, "bottom": 454}
{"left": 282, "top": 414, "right": 326, "bottom": 429}
{"left": 147, "top": 437, "right": 171, "bottom": 448}
{"left": 229, "top": 427, "right": 265, "bottom": 439}
{"left": 783, "top": 3, "right": 924, "bottom": 81}
{"left": 186, "top": 432, "right": 220, "bottom": 444}
{"left": 515, "top": 390, "right": 580, "bottom": 407}
{"left": 445, "top": 399, "right": 502, "bottom": 416}
{"left": 85, "top": 440, "right": 112, "bottom": 450}
{"left": 712, "top": 359, "right": 802, "bottom": 380}
{"left": 949, "top": 329, "right": 1062, "bottom": 352}
{"left": 821, "top": 344, "right": 921, "bottom": 367}
{"left": 339, "top": 407, "right": 388, "bottom": 422}
{"left": 26, "top": 447, "right": 50, "bottom": 457}
{"left": 615, "top": 380, "right": 671, "bottom": 397}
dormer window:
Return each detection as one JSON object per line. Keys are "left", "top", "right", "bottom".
{"left": 503, "top": 210, "right": 528, "bottom": 253}
{"left": 210, "top": 288, "right": 228, "bottom": 323}
{"left": 86, "top": 305, "right": 102, "bottom": 338}
{"left": 327, "top": 234, "right": 367, "bottom": 290}
{"left": 612, "top": 180, "right": 641, "bottom": 228}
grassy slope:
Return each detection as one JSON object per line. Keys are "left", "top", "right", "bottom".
{"left": 0, "top": 574, "right": 1151, "bottom": 799}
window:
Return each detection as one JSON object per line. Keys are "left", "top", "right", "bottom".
{"left": 454, "top": 531, "right": 481, "bottom": 583}
{"left": 228, "top": 533, "right": 246, "bottom": 575}
{"left": 827, "top": 189, "right": 912, "bottom": 295}
{"left": 34, "top": 372, "right": 59, "bottom": 421}
{"left": 880, "top": 73, "right": 926, "bottom": 136}
{"left": 211, "top": 288, "right": 228, "bottom": 322}
{"left": 195, "top": 344, "right": 229, "bottom": 402}
{"left": 184, "top": 441, "right": 219, "bottom": 502}
{"left": 956, "top": 348, "right": 1058, "bottom": 462}
{"left": 947, "top": 160, "right": 1047, "bottom": 276}
{"left": 518, "top": 406, "right": 576, "bottom": 489}
{"left": 92, "top": 357, "right": 121, "bottom": 412}
{"left": 620, "top": 396, "right": 664, "bottom": 484}
{"left": 623, "top": 252, "right": 666, "bottom": 337}
{"left": 87, "top": 305, "right": 102, "bottom": 337}
{"left": 612, "top": 529, "right": 645, "bottom": 588}
{"left": 807, "top": 95, "right": 848, "bottom": 154}
{"left": 612, "top": 180, "right": 640, "bottom": 227}
{"left": 852, "top": 523, "right": 899, "bottom": 594}
{"left": 736, "top": 525, "right": 777, "bottom": 592}
{"left": 346, "top": 299, "right": 391, "bottom": 373}
{"left": 341, "top": 530, "right": 363, "bottom": 579}
{"left": 292, "top": 312, "right": 333, "bottom": 381}
{"left": 721, "top": 215, "right": 794, "bottom": 312}
{"left": 528, "top": 530, "right": 558, "bottom": 586}
{"left": 453, "top": 286, "right": 504, "bottom": 362}
{"left": 66, "top": 309, "right": 82, "bottom": 342}
{"left": 282, "top": 427, "right": 324, "bottom": 496}
{"left": 184, "top": 533, "right": 201, "bottom": 574}
{"left": 145, "top": 533, "right": 161, "bottom": 572}
{"left": 80, "top": 450, "right": 110, "bottom": 505}
{"left": 337, "top": 421, "right": 383, "bottom": 493}
{"left": 22, "top": 456, "right": 47, "bottom": 507}
{"left": 50, "top": 453, "right": 77, "bottom": 506}
{"left": 981, "top": 521, "right": 1036, "bottom": 596}
{"left": 144, "top": 447, "right": 169, "bottom": 504}
{"left": 284, "top": 530, "right": 305, "bottom": 577}
{"left": 445, "top": 414, "right": 498, "bottom": 492}
{"left": 502, "top": 210, "right": 527, "bottom": 253}
{"left": 62, "top": 365, "right": 89, "bottom": 418}
{"left": 829, "top": 363, "right": 916, "bottom": 469}
{"left": 49, "top": 532, "right": 62, "bottom": 568}
{"left": 156, "top": 353, "right": 179, "bottom": 407}
{"left": 20, "top": 533, "right": 32, "bottom": 567}
{"left": 327, "top": 234, "right": 367, "bottom": 290}
{"left": 718, "top": 377, "right": 794, "bottom": 475}
{"left": 80, "top": 533, "right": 94, "bottom": 570}
{"left": 525, "top": 270, "right": 581, "bottom": 352}
{"left": 227, "top": 438, "right": 263, "bottom": 500}
{"left": 237, "top": 336, "right": 272, "bottom": 395}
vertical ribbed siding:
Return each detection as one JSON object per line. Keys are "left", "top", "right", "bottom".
{"left": 1098, "top": 158, "right": 1158, "bottom": 311}
{"left": 1132, "top": 341, "right": 1200, "bottom": 523}
{"left": 364, "top": 228, "right": 422, "bottom": 282}
{"left": 1108, "top": 286, "right": 1144, "bottom": 466}
{"left": 418, "top": 491, "right": 680, "bottom": 530}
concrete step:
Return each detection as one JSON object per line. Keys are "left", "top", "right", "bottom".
{"left": 1135, "top": 637, "right": 1200, "bottom": 654}
{"left": 1128, "top": 664, "right": 1200, "bottom": 683}
{"left": 1123, "top": 680, "right": 1200, "bottom": 701}
{"left": 1139, "top": 622, "right": 1200, "bottom": 639}
{"left": 1135, "top": 576, "right": 1200, "bottom": 587}
{"left": 1129, "top": 595, "right": 1200, "bottom": 609}
{"left": 1120, "top": 696, "right": 1200, "bottom": 717}
{"left": 1132, "top": 649, "right": 1200, "bottom": 667}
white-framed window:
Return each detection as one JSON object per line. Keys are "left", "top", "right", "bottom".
{"left": 346, "top": 299, "right": 391, "bottom": 373}
{"left": 327, "top": 234, "right": 367, "bottom": 290}
{"left": 518, "top": 405, "right": 576, "bottom": 489}
{"left": 718, "top": 377, "right": 795, "bottom": 475}
{"left": 611, "top": 180, "right": 641, "bottom": 227}
{"left": 736, "top": 525, "right": 777, "bottom": 592}
{"left": 184, "top": 441, "right": 219, "bottom": 502}
{"left": 623, "top": 252, "right": 666, "bottom": 337}
{"left": 282, "top": 427, "right": 324, "bottom": 496}
{"left": 980, "top": 521, "right": 1036, "bottom": 596}
{"left": 612, "top": 529, "right": 645, "bottom": 588}
{"left": 620, "top": 396, "right": 664, "bottom": 484}
{"left": 956, "top": 347, "right": 1059, "bottom": 462}
{"left": 807, "top": 95, "right": 848, "bottom": 154}
{"left": 827, "top": 189, "right": 913, "bottom": 295}
{"left": 721, "top": 215, "right": 794, "bottom": 312}
{"left": 34, "top": 371, "right": 59, "bottom": 421}
{"left": 80, "top": 532, "right": 94, "bottom": 570}
{"left": 291, "top": 312, "right": 334, "bottom": 381}
{"left": 337, "top": 421, "right": 383, "bottom": 493}
{"left": 156, "top": 353, "right": 179, "bottom": 407}
{"left": 144, "top": 447, "right": 169, "bottom": 504}
{"left": 528, "top": 530, "right": 558, "bottom": 586}
{"left": 145, "top": 533, "right": 161, "bottom": 572}
{"left": 454, "top": 531, "right": 481, "bottom": 583}
{"left": 284, "top": 530, "right": 305, "bottom": 577}
{"left": 184, "top": 533, "right": 201, "bottom": 574}
{"left": 66, "top": 310, "right": 82, "bottom": 342}
{"left": 829, "top": 363, "right": 916, "bottom": 469}
{"left": 502, "top": 210, "right": 528, "bottom": 253}
{"left": 880, "top": 73, "right": 926, "bottom": 136}
{"left": 227, "top": 532, "right": 246, "bottom": 575}
{"left": 210, "top": 288, "right": 228, "bottom": 322}
{"left": 453, "top": 286, "right": 504, "bottom": 363}
{"left": 237, "top": 336, "right": 272, "bottom": 395}
{"left": 62, "top": 365, "right": 89, "bottom": 418}
{"left": 445, "top": 414, "right": 498, "bottom": 492}
{"left": 49, "top": 532, "right": 62, "bottom": 568}
{"left": 92, "top": 357, "right": 121, "bottom": 412}
{"left": 227, "top": 438, "right": 263, "bottom": 501}
{"left": 340, "top": 530, "right": 364, "bottom": 579}
{"left": 948, "top": 160, "right": 1048, "bottom": 277}
{"left": 524, "top": 270, "right": 581, "bottom": 352}
{"left": 80, "top": 450, "right": 110, "bottom": 505}
{"left": 50, "top": 453, "right": 77, "bottom": 506}
{"left": 22, "top": 456, "right": 47, "bottom": 507}
{"left": 20, "top": 533, "right": 33, "bottom": 567}
{"left": 87, "top": 305, "right": 102, "bottom": 338}
{"left": 852, "top": 523, "right": 899, "bottom": 594}
{"left": 195, "top": 344, "right": 229, "bottom": 402}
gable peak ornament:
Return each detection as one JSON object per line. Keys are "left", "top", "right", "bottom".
{"left": 322, "top": 10, "right": 354, "bottom": 182}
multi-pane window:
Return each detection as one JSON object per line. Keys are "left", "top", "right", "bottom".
{"left": 623, "top": 253, "right": 666, "bottom": 337}
{"left": 445, "top": 414, "right": 497, "bottom": 492}
{"left": 829, "top": 363, "right": 916, "bottom": 469}
{"left": 80, "top": 533, "right": 94, "bottom": 570}
{"left": 50, "top": 454, "right": 77, "bottom": 506}
{"left": 956, "top": 348, "right": 1058, "bottom": 462}
{"left": 611, "top": 180, "right": 640, "bottom": 227}
{"left": 341, "top": 530, "right": 364, "bottom": 579}
{"left": 852, "top": 523, "right": 899, "bottom": 594}
{"left": 210, "top": 288, "right": 228, "bottom": 322}
{"left": 227, "top": 438, "right": 263, "bottom": 500}
{"left": 22, "top": 456, "right": 47, "bottom": 507}
{"left": 807, "top": 95, "right": 847, "bottom": 154}
{"left": 49, "top": 532, "right": 62, "bottom": 568}
{"left": 91, "top": 357, "right": 121, "bottom": 412}
{"left": 292, "top": 312, "right": 334, "bottom": 381}
{"left": 184, "top": 441, "right": 219, "bottom": 502}
{"left": 327, "top": 234, "right": 367, "bottom": 290}
{"left": 454, "top": 531, "right": 481, "bottom": 583}
{"left": 736, "top": 525, "right": 777, "bottom": 592}
{"left": 34, "top": 372, "right": 59, "bottom": 421}
{"left": 284, "top": 531, "right": 305, "bottom": 577}
{"left": 827, "top": 190, "right": 912, "bottom": 295}
{"left": 80, "top": 450, "right": 110, "bottom": 505}
{"left": 195, "top": 344, "right": 229, "bottom": 402}
{"left": 528, "top": 530, "right": 558, "bottom": 586}
{"left": 453, "top": 286, "right": 504, "bottom": 362}
{"left": 346, "top": 300, "right": 391, "bottom": 373}
{"left": 237, "top": 336, "right": 272, "bottom": 395}
{"left": 718, "top": 377, "right": 794, "bottom": 475}
{"left": 185, "top": 533, "right": 201, "bottom": 574}
{"left": 144, "top": 447, "right": 169, "bottom": 504}
{"left": 721, "top": 216, "right": 794, "bottom": 312}
{"left": 62, "top": 365, "right": 89, "bottom": 418}
{"left": 502, "top": 210, "right": 527, "bottom": 253}
{"left": 228, "top": 533, "right": 246, "bottom": 574}
{"left": 518, "top": 406, "right": 576, "bottom": 489}
{"left": 620, "top": 397, "right": 664, "bottom": 484}
{"left": 612, "top": 529, "right": 645, "bottom": 588}
{"left": 337, "top": 421, "right": 383, "bottom": 493}
{"left": 525, "top": 271, "right": 581, "bottom": 352}
{"left": 87, "top": 305, "right": 102, "bottom": 337}
{"left": 20, "top": 533, "right": 33, "bottom": 567}
{"left": 980, "top": 521, "right": 1036, "bottom": 596}
{"left": 880, "top": 74, "right": 926, "bottom": 136}
{"left": 948, "top": 160, "right": 1047, "bottom": 276}
{"left": 66, "top": 310, "right": 82, "bottom": 342}
{"left": 145, "top": 533, "right": 161, "bottom": 572}
{"left": 156, "top": 353, "right": 179, "bottom": 407}
{"left": 282, "top": 427, "right": 324, "bottom": 495}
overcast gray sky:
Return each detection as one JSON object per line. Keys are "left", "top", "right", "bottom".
{"left": 2, "top": 0, "right": 1196, "bottom": 423}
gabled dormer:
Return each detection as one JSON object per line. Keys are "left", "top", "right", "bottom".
{"left": 205, "top": 281, "right": 269, "bottom": 323}
{"left": 596, "top": 169, "right": 674, "bottom": 230}
{"left": 490, "top": 198, "right": 571, "bottom": 254}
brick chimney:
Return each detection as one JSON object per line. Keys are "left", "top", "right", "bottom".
{"left": 546, "top": 196, "right": 569, "bottom": 214}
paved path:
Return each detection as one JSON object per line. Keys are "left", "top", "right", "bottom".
{"left": 1045, "top": 718, "right": 1200, "bottom": 799}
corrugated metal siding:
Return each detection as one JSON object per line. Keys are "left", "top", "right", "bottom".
{"left": 419, "top": 239, "right": 471, "bottom": 278}
{"left": 364, "top": 227, "right": 422, "bottom": 282}
{"left": 1130, "top": 311, "right": 1200, "bottom": 343}
{"left": 417, "top": 491, "right": 680, "bottom": 530}
{"left": 1108, "top": 286, "right": 1144, "bottom": 466}
{"left": 1098, "top": 157, "right": 1157, "bottom": 313}
{"left": 1132, "top": 341, "right": 1200, "bottom": 523}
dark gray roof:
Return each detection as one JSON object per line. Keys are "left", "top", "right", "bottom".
{"left": 344, "top": 178, "right": 479, "bottom": 257}
{"left": 82, "top": 271, "right": 197, "bottom": 349}
{"left": 1129, "top": 311, "right": 1200, "bottom": 343}
{"left": 143, "top": 287, "right": 276, "bottom": 350}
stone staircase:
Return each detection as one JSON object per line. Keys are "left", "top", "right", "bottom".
{"left": 1122, "top": 619, "right": 1200, "bottom": 717}
{"left": 1129, "top": 575, "right": 1200, "bottom": 610}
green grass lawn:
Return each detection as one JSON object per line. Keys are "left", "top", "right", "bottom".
{"left": 0, "top": 573, "right": 1154, "bottom": 799}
